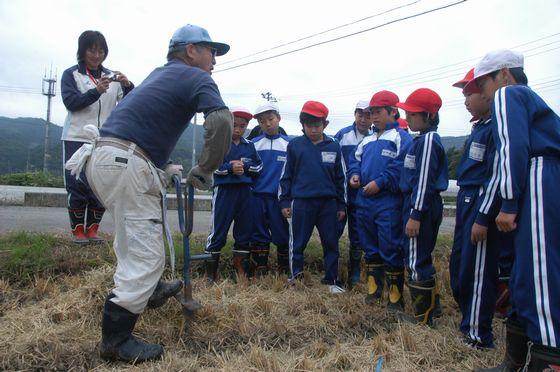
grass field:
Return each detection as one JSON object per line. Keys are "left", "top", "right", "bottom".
{"left": 0, "top": 232, "right": 504, "bottom": 371}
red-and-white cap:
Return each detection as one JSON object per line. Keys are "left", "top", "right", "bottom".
{"left": 301, "top": 101, "right": 329, "bottom": 119}
{"left": 355, "top": 100, "right": 369, "bottom": 110}
{"left": 464, "top": 49, "right": 524, "bottom": 93}
{"left": 253, "top": 102, "right": 280, "bottom": 118}
{"left": 396, "top": 88, "right": 442, "bottom": 114}
{"left": 454, "top": 68, "right": 481, "bottom": 94}
{"left": 230, "top": 106, "right": 253, "bottom": 121}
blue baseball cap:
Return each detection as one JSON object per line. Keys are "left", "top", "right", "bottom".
{"left": 168, "top": 24, "right": 230, "bottom": 56}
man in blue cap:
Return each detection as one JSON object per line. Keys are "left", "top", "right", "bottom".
{"left": 84, "top": 24, "right": 233, "bottom": 363}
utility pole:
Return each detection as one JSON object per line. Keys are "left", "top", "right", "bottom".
{"left": 261, "top": 92, "right": 277, "bottom": 102}
{"left": 42, "top": 67, "right": 57, "bottom": 173}
{"left": 191, "top": 114, "right": 197, "bottom": 168}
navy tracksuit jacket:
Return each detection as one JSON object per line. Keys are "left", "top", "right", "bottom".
{"left": 334, "top": 123, "right": 371, "bottom": 247}
{"left": 279, "top": 134, "right": 347, "bottom": 283}
{"left": 205, "top": 137, "right": 263, "bottom": 252}
{"left": 348, "top": 122, "right": 412, "bottom": 269}
{"left": 251, "top": 133, "right": 291, "bottom": 247}
{"left": 449, "top": 118, "right": 514, "bottom": 347}
{"left": 399, "top": 128, "right": 448, "bottom": 282}
{"left": 491, "top": 85, "right": 560, "bottom": 347}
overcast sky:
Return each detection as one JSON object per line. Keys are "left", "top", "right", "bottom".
{"left": 0, "top": 0, "right": 558, "bottom": 137}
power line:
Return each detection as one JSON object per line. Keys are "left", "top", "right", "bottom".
{"left": 218, "top": 0, "right": 422, "bottom": 66}
{"left": 214, "top": 0, "right": 468, "bottom": 73}
{"left": 277, "top": 35, "right": 560, "bottom": 100}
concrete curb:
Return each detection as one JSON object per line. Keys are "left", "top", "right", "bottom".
{"left": 0, "top": 185, "right": 212, "bottom": 211}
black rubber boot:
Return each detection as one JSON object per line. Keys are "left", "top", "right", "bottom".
{"left": 386, "top": 268, "right": 405, "bottom": 312}
{"left": 276, "top": 245, "right": 289, "bottom": 275}
{"left": 407, "top": 278, "right": 436, "bottom": 326}
{"left": 232, "top": 248, "right": 251, "bottom": 280}
{"left": 347, "top": 247, "right": 362, "bottom": 288}
{"left": 526, "top": 343, "right": 560, "bottom": 372}
{"left": 100, "top": 295, "right": 163, "bottom": 363}
{"left": 475, "top": 318, "right": 528, "bottom": 372}
{"left": 251, "top": 243, "right": 270, "bottom": 278}
{"left": 365, "top": 254, "right": 384, "bottom": 304}
{"left": 147, "top": 279, "right": 183, "bottom": 309}
{"left": 432, "top": 274, "right": 442, "bottom": 318}
{"left": 205, "top": 252, "right": 220, "bottom": 284}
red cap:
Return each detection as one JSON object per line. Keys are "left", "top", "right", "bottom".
{"left": 453, "top": 68, "right": 475, "bottom": 88}
{"left": 463, "top": 78, "right": 482, "bottom": 94}
{"left": 301, "top": 100, "right": 329, "bottom": 119}
{"left": 397, "top": 118, "right": 409, "bottom": 130}
{"left": 453, "top": 68, "right": 481, "bottom": 93}
{"left": 396, "top": 88, "right": 442, "bottom": 114}
{"left": 230, "top": 106, "right": 253, "bottom": 121}
{"left": 369, "top": 90, "right": 399, "bottom": 107}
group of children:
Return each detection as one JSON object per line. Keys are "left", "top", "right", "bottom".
{"left": 204, "top": 48, "right": 560, "bottom": 370}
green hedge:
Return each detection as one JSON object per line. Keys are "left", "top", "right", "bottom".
{"left": 0, "top": 172, "right": 64, "bottom": 188}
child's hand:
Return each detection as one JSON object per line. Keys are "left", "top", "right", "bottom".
{"left": 281, "top": 208, "right": 292, "bottom": 218}
{"left": 405, "top": 218, "right": 420, "bottom": 237}
{"left": 230, "top": 160, "right": 244, "bottom": 175}
{"left": 471, "top": 222, "right": 488, "bottom": 243}
{"left": 495, "top": 212, "right": 517, "bottom": 232}
{"left": 337, "top": 211, "right": 346, "bottom": 221}
{"left": 349, "top": 175, "right": 361, "bottom": 189}
{"left": 363, "top": 180, "right": 380, "bottom": 195}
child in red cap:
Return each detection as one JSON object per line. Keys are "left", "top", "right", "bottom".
{"left": 347, "top": 90, "right": 412, "bottom": 311}
{"left": 204, "top": 107, "right": 263, "bottom": 282}
{"left": 396, "top": 88, "right": 449, "bottom": 325}
{"left": 279, "top": 101, "right": 347, "bottom": 293}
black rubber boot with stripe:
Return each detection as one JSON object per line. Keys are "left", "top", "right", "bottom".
{"left": 251, "top": 243, "right": 270, "bottom": 278}
{"left": 474, "top": 318, "right": 528, "bottom": 371}
{"left": 386, "top": 268, "right": 405, "bottom": 312}
{"left": 402, "top": 277, "right": 436, "bottom": 326}
{"left": 365, "top": 254, "right": 384, "bottom": 304}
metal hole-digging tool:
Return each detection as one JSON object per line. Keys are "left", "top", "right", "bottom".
{"left": 172, "top": 175, "right": 211, "bottom": 322}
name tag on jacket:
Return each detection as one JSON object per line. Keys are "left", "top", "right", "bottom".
{"left": 321, "top": 151, "right": 336, "bottom": 163}
{"left": 404, "top": 154, "right": 416, "bottom": 169}
{"left": 469, "top": 142, "right": 486, "bottom": 162}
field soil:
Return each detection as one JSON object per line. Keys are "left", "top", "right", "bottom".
{"left": 0, "top": 232, "right": 504, "bottom": 371}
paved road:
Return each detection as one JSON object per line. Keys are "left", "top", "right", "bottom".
{"left": 0, "top": 206, "right": 213, "bottom": 235}
{"left": 0, "top": 206, "right": 456, "bottom": 236}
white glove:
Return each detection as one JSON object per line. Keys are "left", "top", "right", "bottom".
{"left": 186, "top": 166, "right": 213, "bottom": 191}
{"left": 164, "top": 163, "right": 183, "bottom": 186}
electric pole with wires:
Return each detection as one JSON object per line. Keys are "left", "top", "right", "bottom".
{"left": 42, "top": 67, "right": 57, "bottom": 173}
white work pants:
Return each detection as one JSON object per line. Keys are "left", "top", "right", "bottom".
{"left": 86, "top": 145, "right": 165, "bottom": 314}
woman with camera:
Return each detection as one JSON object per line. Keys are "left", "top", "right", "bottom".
{"left": 61, "top": 30, "right": 134, "bottom": 243}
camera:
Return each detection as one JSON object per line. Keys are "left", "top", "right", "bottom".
{"left": 104, "top": 73, "right": 119, "bottom": 82}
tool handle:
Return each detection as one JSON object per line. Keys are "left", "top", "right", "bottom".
{"left": 173, "top": 175, "right": 186, "bottom": 235}
{"left": 185, "top": 183, "right": 194, "bottom": 237}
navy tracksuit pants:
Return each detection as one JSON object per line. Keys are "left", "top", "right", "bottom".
{"left": 357, "top": 192, "right": 403, "bottom": 269}
{"left": 511, "top": 157, "right": 560, "bottom": 347}
{"left": 289, "top": 198, "right": 340, "bottom": 283}
{"left": 336, "top": 203, "right": 360, "bottom": 247}
{"left": 449, "top": 186, "right": 513, "bottom": 346}
{"left": 63, "top": 140, "right": 103, "bottom": 210}
{"left": 251, "top": 193, "right": 289, "bottom": 246}
{"left": 402, "top": 194, "right": 442, "bottom": 282}
{"left": 206, "top": 184, "right": 252, "bottom": 252}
